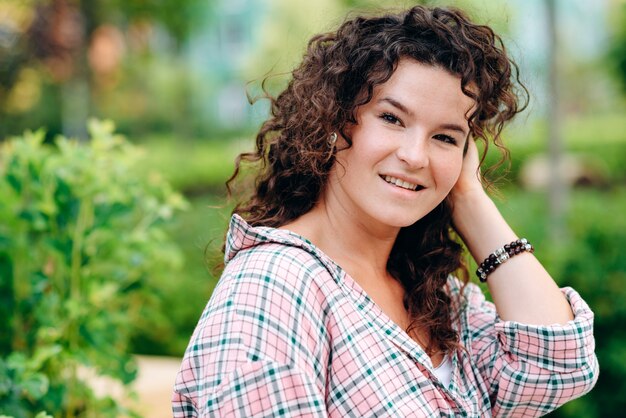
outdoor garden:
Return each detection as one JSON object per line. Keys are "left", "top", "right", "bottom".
{"left": 1, "top": 0, "right": 625, "bottom": 417}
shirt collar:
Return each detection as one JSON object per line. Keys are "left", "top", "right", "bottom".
{"left": 224, "top": 214, "right": 343, "bottom": 279}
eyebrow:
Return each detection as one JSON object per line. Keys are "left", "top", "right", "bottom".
{"left": 378, "top": 96, "right": 469, "bottom": 136}
{"left": 379, "top": 97, "right": 412, "bottom": 116}
{"left": 439, "top": 123, "right": 469, "bottom": 136}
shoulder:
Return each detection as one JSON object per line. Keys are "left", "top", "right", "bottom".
{"left": 217, "top": 237, "right": 338, "bottom": 312}
{"left": 225, "top": 240, "right": 332, "bottom": 281}
{"left": 175, "top": 217, "right": 341, "bottom": 413}
{"left": 223, "top": 214, "right": 341, "bottom": 283}
{"left": 208, "top": 220, "right": 341, "bottom": 347}
{"left": 210, "top": 243, "right": 334, "bottom": 344}
{"left": 445, "top": 275, "right": 488, "bottom": 313}
{"left": 180, "top": 235, "right": 336, "bottom": 394}
{"left": 444, "top": 276, "right": 497, "bottom": 340}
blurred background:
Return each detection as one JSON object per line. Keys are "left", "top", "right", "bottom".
{"left": 0, "top": 0, "right": 624, "bottom": 416}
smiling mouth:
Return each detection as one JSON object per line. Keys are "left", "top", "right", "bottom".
{"left": 382, "top": 175, "right": 424, "bottom": 191}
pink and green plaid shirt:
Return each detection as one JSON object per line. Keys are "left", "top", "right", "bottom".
{"left": 173, "top": 215, "right": 598, "bottom": 417}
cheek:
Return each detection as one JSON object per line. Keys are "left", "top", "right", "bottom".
{"left": 436, "top": 154, "right": 464, "bottom": 189}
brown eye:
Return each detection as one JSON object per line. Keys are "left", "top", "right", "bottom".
{"left": 433, "top": 134, "right": 457, "bottom": 145}
{"left": 380, "top": 112, "right": 403, "bottom": 126}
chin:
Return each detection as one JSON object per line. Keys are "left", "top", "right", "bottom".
{"left": 374, "top": 211, "right": 430, "bottom": 229}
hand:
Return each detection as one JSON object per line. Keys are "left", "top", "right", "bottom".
{"left": 451, "top": 138, "right": 485, "bottom": 201}
{"left": 449, "top": 139, "right": 574, "bottom": 326}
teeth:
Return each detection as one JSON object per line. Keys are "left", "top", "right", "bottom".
{"left": 383, "top": 175, "right": 420, "bottom": 191}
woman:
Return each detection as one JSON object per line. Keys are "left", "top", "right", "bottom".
{"left": 173, "top": 5, "right": 598, "bottom": 417}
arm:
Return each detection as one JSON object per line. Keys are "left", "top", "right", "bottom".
{"left": 450, "top": 140, "right": 598, "bottom": 415}
{"left": 172, "top": 244, "right": 330, "bottom": 417}
{"left": 173, "top": 359, "right": 327, "bottom": 418}
{"left": 450, "top": 139, "right": 573, "bottom": 325}
{"left": 462, "top": 281, "right": 598, "bottom": 417}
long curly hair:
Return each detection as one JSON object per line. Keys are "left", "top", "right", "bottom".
{"left": 227, "top": 5, "right": 527, "bottom": 355}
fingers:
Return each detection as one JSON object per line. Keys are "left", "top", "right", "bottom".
{"left": 462, "top": 138, "right": 481, "bottom": 177}
{"left": 453, "top": 138, "right": 484, "bottom": 196}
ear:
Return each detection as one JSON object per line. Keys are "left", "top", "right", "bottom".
{"left": 336, "top": 126, "right": 353, "bottom": 151}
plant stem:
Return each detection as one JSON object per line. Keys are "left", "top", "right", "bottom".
{"left": 67, "top": 197, "right": 93, "bottom": 416}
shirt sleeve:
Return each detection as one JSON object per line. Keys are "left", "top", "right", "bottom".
{"left": 172, "top": 243, "right": 331, "bottom": 417}
{"left": 174, "top": 359, "right": 327, "bottom": 417}
{"left": 466, "top": 284, "right": 599, "bottom": 417}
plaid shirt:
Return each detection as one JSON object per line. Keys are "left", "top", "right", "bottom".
{"left": 173, "top": 214, "right": 598, "bottom": 417}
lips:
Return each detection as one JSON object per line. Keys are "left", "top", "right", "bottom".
{"left": 381, "top": 175, "right": 424, "bottom": 191}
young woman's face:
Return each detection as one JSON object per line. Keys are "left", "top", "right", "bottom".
{"left": 326, "top": 59, "right": 475, "bottom": 232}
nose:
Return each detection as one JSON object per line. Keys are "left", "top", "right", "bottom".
{"left": 395, "top": 134, "right": 429, "bottom": 169}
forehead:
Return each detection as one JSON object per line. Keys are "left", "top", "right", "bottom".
{"left": 373, "top": 59, "right": 476, "bottom": 119}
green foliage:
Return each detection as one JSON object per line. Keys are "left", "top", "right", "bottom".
{"left": 144, "top": 195, "right": 231, "bottom": 355}
{"left": 0, "top": 120, "right": 186, "bottom": 417}
{"left": 547, "top": 190, "right": 626, "bottom": 417}
{"left": 134, "top": 136, "right": 247, "bottom": 195}
{"left": 496, "top": 189, "right": 626, "bottom": 418}
{"left": 479, "top": 112, "right": 626, "bottom": 186}
{"left": 105, "top": 0, "right": 207, "bottom": 46}
{"left": 608, "top": 2, "right": 626, "bottom": 94}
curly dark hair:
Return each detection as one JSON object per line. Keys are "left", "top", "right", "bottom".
{"left": 227, "top": 5, "right": 528, "bottom": 355}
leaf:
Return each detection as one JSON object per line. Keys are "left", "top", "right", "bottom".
{"left": 0, "top": 359, "right": 11, "bottom": 396}
{"left": 28, "top": 345, "right": 62, "bottom": 370}
{"left": 1, "top": 120, "right": 186, "bottom": 416}
{"left": 22, "top": 129, "right": 46, "bottom": 147}
{"left": 6, "top": 352, "right": 27, "bottom": 375}
{"left": 20, "top": 373, "right": 49, "bottom": 400}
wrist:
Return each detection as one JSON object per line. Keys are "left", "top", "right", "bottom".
{"left": 450, "top": 187, "right": 491, "bottom": 221}
{"left": 451, "top": 190, "right": 519, "bottom": 263}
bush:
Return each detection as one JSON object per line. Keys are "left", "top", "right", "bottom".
{"left": 495, "top": 189, "right": 626, "bottom": 417}
{"left": 546, "top": 189, "right": 626, "bottom": 417}
{"left": 0, "top": 120, "right": 187, "bottom": 417}
{"left": 141, "top": 194, "right": 230, "bottom": 356}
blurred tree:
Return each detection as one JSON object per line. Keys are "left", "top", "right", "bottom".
{"left": 607, "top": 0, "right": 626, "bottom": 94}
{"left": 245, "top": 0, "right": 513, "bottom": 101}
{"left": 81, "top": 0, "right": 207, "bottom": 51}
{"left": 243, "top": 0, "right": 344, "bottom": 94}
{"left": 0, "top": 0, "right": 206, "bottom": 140}
{"left": 545, "top": 0, "right": 567, "bottom": 241}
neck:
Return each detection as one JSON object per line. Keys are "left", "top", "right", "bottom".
{"left": 281, "top": 196, "right": 399, "bottom": 280}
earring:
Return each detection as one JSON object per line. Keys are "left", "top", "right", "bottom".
{"left": 328, "top": 132, "right": 338, "bottom": 147}
{"left": 326, "top": 132, "right": 338, "bottom": 162}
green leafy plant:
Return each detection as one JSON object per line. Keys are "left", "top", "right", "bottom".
{"left": 496, "top": 189, "right": 626, "bottom": 418}
{"left": 546, "top": 190, "right": 626, "bottom": 417}
{"left": 0, "top": 120, "right": 187, "bottom": 417}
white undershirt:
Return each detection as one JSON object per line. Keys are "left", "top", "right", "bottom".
{"left": 432, "top": 355, "right": 453, "bottom": 388}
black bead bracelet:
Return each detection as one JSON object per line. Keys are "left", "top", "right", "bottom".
{"left": 476, "top": 238, "right": 534, "bottom": 282}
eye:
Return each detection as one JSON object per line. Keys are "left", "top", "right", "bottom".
{"left": 379, "top": 112, "right": 403, "bottom": 126}
{"left": 433, "top": 134, "right": 458, "bottom": 145}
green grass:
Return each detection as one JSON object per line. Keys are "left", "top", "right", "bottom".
{"left": 505, "top": 112, "right": 626, "bottom": 147}
{"left": 494, "top": 187, "right": 626, "bottom": 267}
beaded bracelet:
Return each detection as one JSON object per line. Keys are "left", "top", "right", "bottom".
{"left": 476, "top": 238, "right": 534, "bottom": 282}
